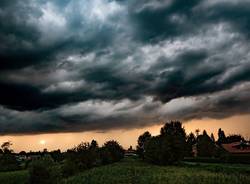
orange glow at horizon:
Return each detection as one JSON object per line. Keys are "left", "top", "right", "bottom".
{"left": 0, "top": 114, "right": 249, "bottom": 153}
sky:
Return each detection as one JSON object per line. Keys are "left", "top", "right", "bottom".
{"left": 0, "top": 0, "right": 250, "bottom": 152}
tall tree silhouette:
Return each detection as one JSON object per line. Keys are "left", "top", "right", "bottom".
{"left": 144, "top": 121, "right": 187, "bottom": 165}
{"left": 186, "top": 132, "right": 196, "bottom": 157}
{"left": 197, "top": 130, "right": 217, "bottom": 157}
{"left": 217, "top": 128, "right": 226, "bottom": 144}
{"left": 136, "top": 131, "right": 151, "bottom": 159}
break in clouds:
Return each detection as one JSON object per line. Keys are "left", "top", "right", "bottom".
{"left": 0, "top": 0, "right": 250, "bottom": 134}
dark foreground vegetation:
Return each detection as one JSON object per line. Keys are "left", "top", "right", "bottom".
{"left": 2, "top": 157, "right": 250, "bottom": 184}
{"left": 0, "top": 121, "right": 250, "bottom": 184}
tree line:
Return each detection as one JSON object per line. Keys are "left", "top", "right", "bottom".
{"left": 136, "top": 121, "right": 247, "bottom": 165}
{"left": 0, "top": 140, "right": 124, "bottom": 184}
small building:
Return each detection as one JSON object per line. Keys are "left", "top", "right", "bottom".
{"left": 221, "top": 141, "right": 250, "bottom": 154}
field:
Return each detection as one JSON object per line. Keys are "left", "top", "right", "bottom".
{"left": 0, "top": 170, "right": 28, "bottom": 184}
{"left": 63, "top": 157, "right": 250, "bottom": 184}
{"left": 1, "top": 157, "right": 250, "bottom": 184}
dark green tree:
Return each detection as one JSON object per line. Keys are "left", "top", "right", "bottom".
{"left": 217, "top": 128, "right": 226, "bottom": 144}
{"left": 50, "top": 149, "right": 63, "bottom": 162}
{"left": 144, "top": 121, "right": 187, "bottom": 165}
{"left": 197, "top": 130, "right": 217, "bottom": 157}
{"left": 1, "top": 141, "right": 13, "bottom": 154}
{"left": 90, "top": 140, "right": 98, "bottom": 150}
{"left": 144, "top": 136, "right": 162, "bottom": 164}
{"left": 186, "top": 132, "right": 196, "bottom": 157}
{"left": 210, "top": 133, "right": 215, "bottom": 143}
{"left": 103, "top": 140, "right": 124, "bottom": 162}
{"left": 136, "top": 131, "right": 151, "bottom": 159}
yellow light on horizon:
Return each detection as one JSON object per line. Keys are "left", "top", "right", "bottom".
{"left": 39, "top": 140, "right": 46, "bottom": 145}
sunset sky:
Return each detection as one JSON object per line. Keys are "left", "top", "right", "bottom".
{"left": 0, "top": 0, "right": 250, "bottom": 152}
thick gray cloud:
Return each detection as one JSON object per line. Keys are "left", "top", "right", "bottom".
{"left": 0, "top": 0, "right": 250, "bottom": 134}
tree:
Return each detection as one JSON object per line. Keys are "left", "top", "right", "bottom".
{"left": 210, "top": 133, "right": 215, "bottom": 143}
{"left": 217, "top": 128, "right": 226, "bottom": 144}
{"left": 144, "top": 136, "right": 162, "bottom": 164}
{"left": 195, "top": 129, "right": 200, "bottom": 137}
{"left": 0, "top": 154, "right": 19, "bottom": 171}
{"left": 90, "top": 140, "right": 98, "bottom": 150}
{"left": 197, "top": 130, "right": 217, "bottom": 157}
{"left": 74, "top": 142, "right": 96, "bottom": 169}
{"left": 29, "top": 156, "right": 59, "bottom": 184}
{"left": 186, "top": 132, "right": 196, "bottom": 157}
{"left": 50, "top": 149, "right": 63, "bottom": 162}
{"left": 144, "top": 121, "right": 187, "bottom": 165}
{"left": 102, "top": 140, "right": 124, "bottom": 162}
{"left": 136, "top": 131, "right": 151, "bottom": 159}
{"left": 1, "top": 141, "right": 13, "bottom": 154}
{"left": 128, "top": 146, "right": 133, "bottom": 151}
{"left": 19, "top": 151, "right": 26, "bottom": 155}
{"left": 0, "top": 141, "right": 18, "bottom": 171}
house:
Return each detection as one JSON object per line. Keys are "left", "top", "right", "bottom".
{"left": 221, "top": 141, "right": 250, "bottom": 154}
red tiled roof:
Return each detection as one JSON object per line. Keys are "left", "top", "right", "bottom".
{"left": 221, "top": 142, "right": 250, "bottom": 154}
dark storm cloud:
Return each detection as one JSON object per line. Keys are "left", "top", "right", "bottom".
{"left": 0, "top": 0, "right": 250, "bottom": 134}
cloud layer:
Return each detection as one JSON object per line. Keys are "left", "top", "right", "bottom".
{"left": 0, "top": 0, "right": 250, "bottom": 134}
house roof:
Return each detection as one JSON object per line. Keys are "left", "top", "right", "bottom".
{"left": 221, "top": 142, "right": 250, "bottom": 154}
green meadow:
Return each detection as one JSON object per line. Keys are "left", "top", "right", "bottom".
{"left": 63, "top": 157, "right": 250, "bottom": 184}
{"left": 0, "top": 170, "right": 28, "bottom": 184}
{"left": 1, "top": 157, "right": 250, "bottom": 184}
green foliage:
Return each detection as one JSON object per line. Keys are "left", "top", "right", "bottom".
{"left": 0, "top": 154, "right": 19, "bottom": 171}
{"left": 50, "top": 149, "right": 64, "bottom": 162}
{"left": 0, "top": 170, "right": 28, "bottom": 184}
{"left": 66, "top": 141, "right": 99, "bottom": 171}
{"left": 186, "top": 132, "right": 196, "bottom": 157}
{"left": 197, "top": 131, "right": 217, "bottom": 157}
{"left": 1, "top": 141, "right": 13, "bottom": 154}
{"left": 61, "top": 160, "right": 79, "bottom": 178}
{"left": 144, "top": 121, "right": 187, "bottom": 165}
{"left": 217, "top": 128, "right": 227, "bottom": 144}
{"left": 28, "top": 155, "right": 60, "bottom": 184}
{"left": 101, "top": 140, "right": 124, "bottom": 163}
{"left": 136, "top": 131, "right": 151, "bottom": 159}
{"left": 144, "top": 136, "right": 161, "bottom": 164}
{"left": 2, "top": 157, "right": 250, "bottom": 184}
{"left": 63, "top": 157, "right": 250, "bottom": 184}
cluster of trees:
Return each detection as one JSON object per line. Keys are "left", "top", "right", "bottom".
{"left": 29, "top": 140, "right": 124, "bottom": 184}
{"left": 136, "top": 121, "right": 247, "bottom": 165}
{"left": 0, "top": 139, "right": 124, "bottom": 184}
{"left": 137, "top": 121, "right": 187, "bottom": 165}
{"left": 0, "top": 141, "right": 19, "bottom": 171}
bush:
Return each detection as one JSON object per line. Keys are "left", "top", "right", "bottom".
{"left": 66, "top": 141, "right": 99, "bottom": 171}
{"left": 98, "top": 141, "right": 124, "bottom": 165}
{"left": 102, "top": 141, "right": 124, "bottom": 163}
{"left": 99, "top": 147, "right": 113, "bottom": 165}
{"left": 0, "top": 154, "right": 19, "bottom": 171}
{"left": 29, "top": 155, "right": 60, "bottom": 184}
{"left": 61, "top": 160, "right": 79, "bottom": 178}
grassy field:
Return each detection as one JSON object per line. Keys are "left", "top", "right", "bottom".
{"left": 1, "top": 158, "right": 250, "bottom": 184}
{"left": 64, "top": 157, "right": 250, "bottom": 184}
{"left": 0, "top": 170, "right": 28, "bottom": 184}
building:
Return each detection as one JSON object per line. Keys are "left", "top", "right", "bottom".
{"left": 221, "top": 141, "right": 250, "bottom": 154}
